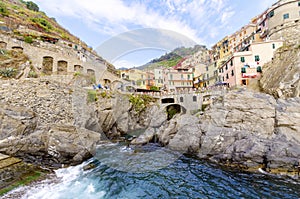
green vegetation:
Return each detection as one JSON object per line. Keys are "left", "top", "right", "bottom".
{"left": 87, "top": 90, "right": 98, "bottom": 103}
{"left": 0, "top": 171, "right": 42, "bottom": 196}
{"left": 24, "top": 36, "right": 33, "bottom": 44}
{"left": 74, "top": 71, "right": 81, "bottom": 77}
{"left": 30, "top": 17, "right": 53, "bottom": 32}
{"left": 28, "top": 70, "right": 38, "bottom": 78}
{"left": 0, "top": 67, "right": 17, "bottom": 78}
{"left": 25, "top": 1, "right": 39, "bottom": 12}
{"left": 129, "top": 94, "right": 156, "bottom": 113}
{"left": 167, "top": 107, "right": 178, "bottom": 120}
{"left": 100, "top": 91, "right": 111, "bottom": 99}
{"left": 138, "top": 45, "right": 207, "bottom": 70}
{"left": 0, "top": 2, "right": 9, "bottom": 16}
{"left": 150, "top": 86, "right": 160, "bottom": 91}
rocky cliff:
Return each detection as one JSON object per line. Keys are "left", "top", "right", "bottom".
{"left": 132, "top": 90, "right": 300, "bottom": 175}
{"left": 260, "top": 43, "right": 300, "bottom": 99}
{"left": 0, "top": 77, "right": 157, "bottom": 168}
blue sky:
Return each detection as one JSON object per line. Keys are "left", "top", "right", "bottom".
{"left": 31, "top": 0, "right": 277, "bottom": 68}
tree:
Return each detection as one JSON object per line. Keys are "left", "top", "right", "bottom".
{"left": 150, "top": 86, "right": 159, "bottom": 91}
{"left": 26, "top": 1, "right": 39, "bottom": 12}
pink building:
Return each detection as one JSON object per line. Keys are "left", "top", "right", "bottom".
{"left": 219, "top": 40, "right": 283, "bottom": 87}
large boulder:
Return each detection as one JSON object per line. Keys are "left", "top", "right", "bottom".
{"left": 0, "top": 124, "right": 104, "bottom": 167}
{"left": 0, "top": 104, "right": 37, "bottom": 139}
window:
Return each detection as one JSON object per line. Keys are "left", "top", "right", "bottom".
{"left": 255, "top": 55, "right": 260, "bottom": 61}
{"left": 230, "top": 60, "right": 233, "bottom": 66}
{"left": 206, "top": 66, "right": 209, "bottom": 71}
{"left": 181, "top": 74, "right": 184, "bottom": 79}
{"left": 298, "top": 1, "right": 300, "bottom": 6}
{"left": 225, "top": 64, "right": 228, "bottom": 70}
{"left": 170, "top": 74, "right": 173, "bottom": 80}
{"left": 240, "top": 57, "right": 245, "bottom": 62}
{"left": 180, "top": 97, "right": 184, "bottom": 102}
{"left": 241, "top": 68, "right": 246, "bottom": 73}
{"left": 226, "top": 74, "right": 229, "bottom": 79}
{"left": 283, "top": 13, "right": 289, "bottom": 19}
{"left": 268, "top": 10, "right": 274, "bottom": 18}
{"left": 231, "top": 70, "right": 234, "bottom": 76}
{"left": 257, "top": 66, "right": 262, "bottom": 72}
{"left": 193, "top": 96, "right": 197, "bottom": 102}
{"left": 187, "top": 74, "right": 190, "bottom": 80}
{"left": 222, "top": 76, "right": 225, "bottom": 81}
{"left": 272, "top": 43, "right": 276, "bottom": 49}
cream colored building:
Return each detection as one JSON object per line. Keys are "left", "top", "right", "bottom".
{"left": 164, "top": 68, "right": 194, "bottom": 92}
{"left": 120, "top": 69, "right": 148, "bottom": 89}
{"left": 256, "top": 0, "right": 300, "bottom": 41}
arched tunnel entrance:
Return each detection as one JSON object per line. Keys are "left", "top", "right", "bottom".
{"left": 166, "top": 104, "right": 186, "bottom": 120}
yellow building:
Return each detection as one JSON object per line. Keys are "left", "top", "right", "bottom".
{"left": 120, "top": 69, "right": 148, "bottom": 89}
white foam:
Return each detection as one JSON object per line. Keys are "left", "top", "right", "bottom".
{"left": 5, "top": 159, "right": 106, "bottom": 199}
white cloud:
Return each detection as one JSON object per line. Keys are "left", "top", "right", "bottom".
{"left": 113, "top": 59, "right": 136, "bottom": 69}
{"left": 32, "top": 0, "right": 242, "bottom": 46}
{"left": 221, "top": 9, "right": 235, "bottom": 24}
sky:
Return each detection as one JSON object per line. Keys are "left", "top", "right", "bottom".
{"left": 31, "top": 0, "right": 277, "bottom": 68}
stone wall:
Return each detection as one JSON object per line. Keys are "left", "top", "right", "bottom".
{"left": 0, "top": 34, "right": 120, "bottom": 84}
{"left": 269, "top": 20, "right": 300, "bottom": 46}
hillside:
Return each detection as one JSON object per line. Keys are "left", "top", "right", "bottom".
{"left": 138, "top": 45, "right": 207, "bottom": 70}
{"left": 0, "top": 0, "right": 119, "bottom": 77}
{"left": 0, "top": 0, "right": 90, "bottom": 50}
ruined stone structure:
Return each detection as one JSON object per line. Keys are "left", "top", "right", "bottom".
{"left": 0, "top": 34, "right": 120, "bottom": 85}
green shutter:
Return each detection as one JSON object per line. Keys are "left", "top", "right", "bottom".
{"left": 240, "top": 57, "right": 245, "bottom": 62}
{"left": 257, "top": 66, "right": 262, "bottom": 72}
{"left": 241, "top": 68, "right": 246, "bottom": 73}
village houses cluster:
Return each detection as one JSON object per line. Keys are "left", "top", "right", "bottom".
{"left": 120, "top": 0, "right": 300, "bottom": 92}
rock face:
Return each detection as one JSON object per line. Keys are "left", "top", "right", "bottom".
{"left": 0, "top": 78, "right": 159, "bottom": 167}
{"left": 0, "top": 104, "right": 104, "bottom": 167}
{"left": 0, "top": 79, "right": 105, "bottom": 167}
{"left": 260, "top": 44, "right": 300, "bottom": 99}
{"left": 134, "top": 90, "right": 300, "bottom": 174}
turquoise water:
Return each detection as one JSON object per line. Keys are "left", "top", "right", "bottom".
{"left": 6, "top": 143, "right": 300, "bottom": 199}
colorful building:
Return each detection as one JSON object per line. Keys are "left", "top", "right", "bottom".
{"left": 219, "top": 40, "right": 283, "bottom": 87}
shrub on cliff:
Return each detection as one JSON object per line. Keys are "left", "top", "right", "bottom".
{"left": 0, "top": 2, "right": 9, "bottom": 16}
{"left": 24, "top": 36, "right": 33, "bottom": 44}
{"left": 30, "top": 18, "right": 52, "bottom": 32}
{"left": 129, "top": 94, "right": 156, "bottom": 113}
{"left": 25, "top": 1, "right": 39, "bottom": 12}
{"left": 0, "top": 67, "right": 17, "bottom": 78}
{"left": 87, "top": 90, "right": 98, "bottom": 103}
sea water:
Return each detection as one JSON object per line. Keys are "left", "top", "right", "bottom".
{"left": 3, "top": 143, "right": 300, "bottom": 199}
